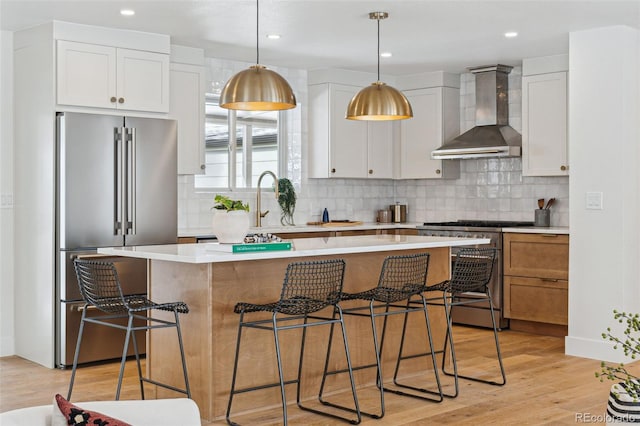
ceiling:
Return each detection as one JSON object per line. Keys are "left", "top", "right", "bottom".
{"left": 1, "top": 0, "right": 639, "bottom": 75}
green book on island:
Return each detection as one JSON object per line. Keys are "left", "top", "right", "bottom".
{"left": 232, "top": 242, "right": 292, "bottom": 253}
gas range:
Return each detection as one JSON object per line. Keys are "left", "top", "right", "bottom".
{"left": 418, "top": 220, "right": 534, "bottom": 232}
{"left": 416, "top": 219, "right": 533, "bottom": 330}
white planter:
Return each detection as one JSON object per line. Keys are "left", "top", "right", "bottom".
{"left": 607, "top": 382, "right": 640, "bottom": 425}
{"left": 212, "top": 210, "right": 250, "bottom": 244}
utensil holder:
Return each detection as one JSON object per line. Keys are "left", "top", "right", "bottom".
{"left": 534, "top": 209, "right": 550, "bottom": 227}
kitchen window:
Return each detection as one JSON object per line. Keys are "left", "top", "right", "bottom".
{"left": 194, "top": 93, "right": 286, "bottom": 189}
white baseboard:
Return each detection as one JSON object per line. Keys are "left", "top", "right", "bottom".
{"left": 565, "top": 335, "right": 629, "bottom": 363}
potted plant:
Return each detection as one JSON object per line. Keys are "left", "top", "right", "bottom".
{"left": 277, "top": 178, "right": 296, "bottom": 226}
{"left": 595, "top": 310, "right": 640, "bottom": 423}
{"left": 211, "top": 195, "right": 250, "bottom": 244}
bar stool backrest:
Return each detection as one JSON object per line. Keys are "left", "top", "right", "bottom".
{"left": 74, "top": 259, "right": 128, "bottom": 314}
{"left": 276, "top": 259, "right": 346, "bottom": 315}
{"left": 450, "top": 248, "right": 497, "bottom": 293}
{"left": 376, "top": 253, "right": 431, "bottom": 302}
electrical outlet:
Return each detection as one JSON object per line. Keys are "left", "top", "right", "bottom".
{"left": 585, "top": 192, "right": 603, "bottom": 210}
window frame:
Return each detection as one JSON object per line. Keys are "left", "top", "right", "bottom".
{"left": 196, "top": 93, "right": 287, "bottom": 191}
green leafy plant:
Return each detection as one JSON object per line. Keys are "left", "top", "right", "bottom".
{"left": 212, "top": 194, "right": 249, "bottom": 212}
{"left": 277, "top": 178, "right": 296, "bottom": 226}
{"left": 595, "top": 310, "right": 640, "bottom": 401}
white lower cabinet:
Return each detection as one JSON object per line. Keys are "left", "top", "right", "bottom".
{"left": 170, "top": 63, "right": 205, "bottom": 174}
{"left": 521, "top": 71, "right": 568, "bottom": 176}
{"left": 57, "top": 40, "right": 170, "bottom": 113}
{"left": 397, "top": 87, "right": 460, "bottom": 179}
{"left": 309, "top": 83, "right": 393, "bottom": 179}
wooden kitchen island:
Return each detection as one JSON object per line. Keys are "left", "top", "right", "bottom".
{"left": 99, "top": 234, "right": 488, "bottom": 422}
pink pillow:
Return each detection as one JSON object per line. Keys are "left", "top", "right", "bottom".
{"left": 54, "top": 394, "right": 132, "bottom": 426}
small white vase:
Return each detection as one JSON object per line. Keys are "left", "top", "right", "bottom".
{"left": 212, "top": 210, "right": 250, "bottom": 244}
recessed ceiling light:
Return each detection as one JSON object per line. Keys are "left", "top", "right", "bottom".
{"left": 120, "top": 9, "right": 135, "bottom": 17}
{"left": 380, "top": 52, "right": 392, "bottom": 58}
{"left": 504, "top": 31, "right": 518, "bottom": 38}
{"left": 266, "top": 34, "right": 281, "bottom": 40}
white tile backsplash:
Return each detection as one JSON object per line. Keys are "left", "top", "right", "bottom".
{"left": 178, "top": 65, "right": 569, "bottom": 232}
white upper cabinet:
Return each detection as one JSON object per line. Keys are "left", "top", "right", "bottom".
{"left": 57, "top": 40, "right": 169, "bottom": 113}
{"left": 367, "top": 121, "right": 394, "bottom": 178}
{"left": 521, "top": 71, "right": 568, "bottom": 176}
{"left": 397, "top": 87, "right": 459, "bottom": 179}
{"left": 170, "top": 62, "right": 205, "bottom": 175}
{"left": 309, "top": 83, "right": 393, "bottom": 179}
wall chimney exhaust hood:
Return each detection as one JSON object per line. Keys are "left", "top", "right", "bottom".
{"left": 432, "top": 65, "right": 521, "bottom": 160}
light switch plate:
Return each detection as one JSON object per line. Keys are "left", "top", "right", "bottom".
{"left": 0, "top": 193, "right": 13, "bottom": 209}
{"left": 586, "top": 191, "right": 603, "bottom": 210}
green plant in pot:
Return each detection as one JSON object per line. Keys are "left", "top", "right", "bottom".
{"left": 277, "top": 178, "right": 296, "bottom": 226}
{"left": 595, "top": 310, "right": 640, "bottom": 422}
{"left": 211, "top": 195, "right": 250, "bottom": 243}
{"left": 212, "top": 195, "right": 249, "bottom": 212}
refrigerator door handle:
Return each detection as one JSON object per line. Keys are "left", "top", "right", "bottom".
{"left": 114, "top": 127, "right": 125, "bottom": 235}
{"left": 128, "top": 127, "right": 137, "bottom": 235}
{"left": 70, "top": 303, "right": 98, "bottom": 313}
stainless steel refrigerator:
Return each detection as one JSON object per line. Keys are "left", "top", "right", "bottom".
{"left": 55, "top": 112, "right": 177, "bottom": 368}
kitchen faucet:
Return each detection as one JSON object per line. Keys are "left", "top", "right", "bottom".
{"left": 256, "top": 171, "right": 279, "bottom": 227}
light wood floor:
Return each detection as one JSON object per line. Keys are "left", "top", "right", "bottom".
{"left": 2, "top": 327, "right": 636, "bottom": 425}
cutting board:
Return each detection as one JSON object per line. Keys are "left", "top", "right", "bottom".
{"left": 306, "top": 221, "right": 364, "bottom": 227}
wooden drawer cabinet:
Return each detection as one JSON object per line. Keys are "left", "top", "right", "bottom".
{"left": 503, "top": 233, "right": 569, "bottom": 279}
{"left": 503, "top": 233, "right": 569, "bottom": 334}
{"left": 503, "top": 276, "right": 568, "bottom": 325}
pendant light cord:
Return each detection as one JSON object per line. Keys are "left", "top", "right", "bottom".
{"left": 255, "top": 0, "right": 260, "bottom": 65}
{"left": 376, "top": 15, "right": 380, "bottom": 82}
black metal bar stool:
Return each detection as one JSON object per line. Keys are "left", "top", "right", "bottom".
{"left": 68, "top": 259, "right": 191, "bottom": 401}
{"left": 319, "top": 253, "right": 443, "bottom": 420}
{"left": 400, "top": 247, "right": 506, "bottom": 398}
{"left": 226, "top": 259, "right": 360, "bottom": 426}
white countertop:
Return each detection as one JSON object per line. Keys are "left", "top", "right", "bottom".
{"left": 178, "top": 222, "right": 422, "bottom": 238}
{"left": 98, "top": 234, "right": 490, "bottom": 264}
{"left": 180, "top": 222, "right": 569, "bottom": 238}
{"left": 502, "top": 226, "right": 570, "bottom": 235}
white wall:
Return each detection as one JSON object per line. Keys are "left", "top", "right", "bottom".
{"left": 0, "top": 30, "right": 15, "bottom": 356}
{"left": 565, "top": 26, "right": 640, "bottom": 362}
{"left": 13, "top": 24, "right": 57, "bottom": 367}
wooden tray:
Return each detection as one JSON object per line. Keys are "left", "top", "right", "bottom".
{"left": 306, "top": 221, "right": 364, "bottom": 227}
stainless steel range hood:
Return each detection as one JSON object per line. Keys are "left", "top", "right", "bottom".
{"left": 432, "top": 65, "right": 521, "bottom": 160}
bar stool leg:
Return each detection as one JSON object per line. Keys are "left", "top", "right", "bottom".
{"left": 226, "top": 312, "right": 246, "bottom": 426}
{"left": 272, "top": 314, "right": 289, "bottom": 425}
{"left": 299, "top": 309, "right": 361, "bottom": 424}
{"left": 368, "top": 301, "right": 386, "bottom": 419}
{"left": 295, "top": 315, "right": 310, "bottom": 409}
{"left": 337, "top": 306, "right": 361, "bottom": 424}
{"left": 115, "top": 315, "right": 135, "bottom": 400}
{"left": 440, "top": 293, "right": 460, "bottom": 398}
{"left": 174, "top": 310, "right": 192, "bottom": 399}
{"left": 130, "top": 318, "right": 145, "bottom": 400}
{"left": 487, "top": 293, "right": 507, "bottom": 385}
{"left": 317, "top": 318, "right": 337, "bottom": 404}
{"left": 67, "top": 308, "right": 88, "bottom": 401}
{"left": 387, "top": 297, "right": 443, "bottom": 402}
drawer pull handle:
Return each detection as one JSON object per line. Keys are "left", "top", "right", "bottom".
{"left": 541, "top": 234, "right": 559, "bottom": 237}
{"left": 541, "top": 278, "right": 559, "bottom": 283}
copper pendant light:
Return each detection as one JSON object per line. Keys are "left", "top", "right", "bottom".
{"left": 219, "top": 0, "right": 296, "bottom": 111}
{"left": 346, "top": 12, "right": 412, "bottom": 121}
